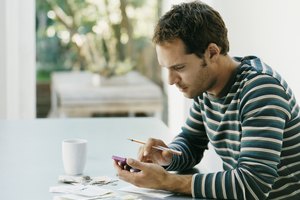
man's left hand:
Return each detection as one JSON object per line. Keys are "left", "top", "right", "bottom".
{"left": 114, "top": 158, "right": 169, "bottom": 190}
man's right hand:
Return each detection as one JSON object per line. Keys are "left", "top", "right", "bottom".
{"left": 137, "top": 138, "right": 173, "bottom": 166}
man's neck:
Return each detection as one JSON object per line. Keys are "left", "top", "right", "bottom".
{"left": 208, "top": 55, "right": 240, "bottom": 98}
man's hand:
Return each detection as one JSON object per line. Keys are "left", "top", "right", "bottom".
{"left": 137, "top": 138, "right": 173, "bottom": 166}
{"left": 114, "top": 158, "right": 168, "bottom": 189}
{"left": 113, "top": 158, "right": 192, "bottom": 195}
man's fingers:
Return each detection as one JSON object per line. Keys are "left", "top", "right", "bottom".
{"left": 137, "top": 146, "right": 145, "bottom": 161}
{"left": 127, "top": 158, "right": 143, "bottom": 170}
{"left": 113, "top": 161, "right": 123, "bottom": 172}
{"left": 114, "top": 160, "right": 134, "bottom": 181}
{"left": 143, "top": 138, "right": 157, "bottom": 156}
{"left": 162, "top": 150, "right": 173, "bottom": 160}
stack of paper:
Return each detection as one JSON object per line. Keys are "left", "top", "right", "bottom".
{"left": 50, "top": 185, "right": 113, "bottom": 200}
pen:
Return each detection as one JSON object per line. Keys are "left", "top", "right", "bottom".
{"left": 128, "top": 138, "right": 182, "bottom": 156}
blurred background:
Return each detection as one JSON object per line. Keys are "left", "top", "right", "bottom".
{"left": 35, "top": 0, "right": 164, "bottom": 119}
{"left": 1, "top": 0, "right": 300, "bottom": 172}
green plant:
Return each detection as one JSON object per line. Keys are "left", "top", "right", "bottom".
{"left": 36, "top": 0, "right": 162, "bottom": 81}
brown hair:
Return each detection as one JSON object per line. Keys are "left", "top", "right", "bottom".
{"left": 153, "top": 1, "right": 229, "bottom": 58}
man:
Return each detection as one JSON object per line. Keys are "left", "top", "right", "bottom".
{"left": 113, "top": 1, "right": 300, "bottom": 199}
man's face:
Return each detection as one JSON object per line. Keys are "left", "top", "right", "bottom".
{"left": 156, "top": 39, "right": 217, "bottom": 98}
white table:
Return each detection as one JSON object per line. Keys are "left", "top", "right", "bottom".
{"left": 50, "top": 71, "right": 163, "bottom": 118}
{"left": 0, "top": 118, "right": 203, "bottom": 200}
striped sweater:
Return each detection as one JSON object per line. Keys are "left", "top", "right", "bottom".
{"left": 167, "top": 56, "right": 300, "bottom": 199}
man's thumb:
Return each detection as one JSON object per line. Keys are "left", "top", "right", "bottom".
{"left": 127, "top": 158, "right": 143, "bottom": 170}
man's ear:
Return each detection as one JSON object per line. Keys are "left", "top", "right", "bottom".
{"left": 206, "top": 43, "right": 220, "bottom": 61}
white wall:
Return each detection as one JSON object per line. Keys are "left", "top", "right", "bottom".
{"left": 0, "top": 0, "right": 6, "bottom": 117}
{"left": 213, "top": 0, "right": 300, "bottom": 101}
{"left": 0, "top": 0, "right": 36, "bottom": 119}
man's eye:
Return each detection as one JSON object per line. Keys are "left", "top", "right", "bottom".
{"left": 174, "top": 65, "right": 185, "bottom": 70}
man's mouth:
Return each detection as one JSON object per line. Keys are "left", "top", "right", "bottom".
{"left": 176, "top": 84, "right": 187, "bottom": 91}
{"left": 179, "top": 86, "right": 187, "bottom": 92}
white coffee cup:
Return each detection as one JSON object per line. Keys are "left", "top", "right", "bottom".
{"left": 62, "top": 139, "right": 87, "bottom": 175}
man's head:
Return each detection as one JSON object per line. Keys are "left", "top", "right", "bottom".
{"left": 153, "top": 0, "right": 229, "bottom": 58}
{"left": 154, "top": 1, "right": 236, "bottom": 99}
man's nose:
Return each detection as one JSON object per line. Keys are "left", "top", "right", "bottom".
{"left": 168, "top": 70, "right": 179, "bottom": 85}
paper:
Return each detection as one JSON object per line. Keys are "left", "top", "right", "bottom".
{"left": 53, "top": 193, "right": 115, "bottom": 200}
{"left": 50, "top": 185, "right": 112, "bottom": 197}
{"left": 50, "top": 175, "right": 119, "bottom": 200}
{"left": 119, "top": 185, "right": 173, "bottom": 198}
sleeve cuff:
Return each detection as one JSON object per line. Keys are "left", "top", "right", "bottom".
{"left": 191, "top": 173, "right": 197, "bottom": 198}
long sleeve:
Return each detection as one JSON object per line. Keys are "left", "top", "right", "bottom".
{"left": 193, "top": 75, "right": 291, "bottom": 199}
{"left": 166, "top": 56, "right": 300, "bottom": 199}
{"left": 167, "top": 98, "right": 209, "bottom": 171}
